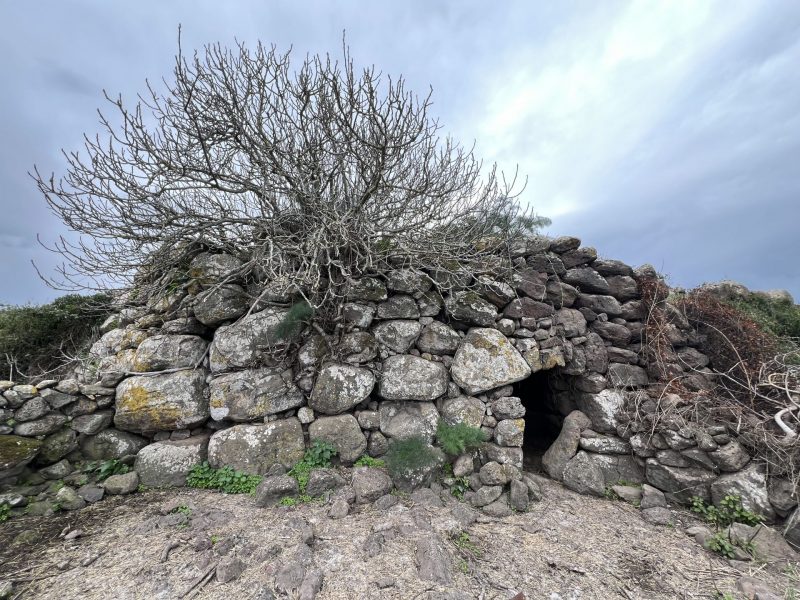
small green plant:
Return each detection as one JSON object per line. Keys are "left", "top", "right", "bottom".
{"left": 458, "top": 559, "right": 469, "bottom": 574}
{"left": 453, "top": 531, "right": 481, "bottom": 557}
{"left": 603, "top": 486, "right": 619, "bottom": 501}
{"left": 187, "top": 462, "right": 262, "bottom": 494}
{"left": 85, "top": 459, "right": 130, "bottom": 481}
{"left": 210, "top": 534, "right": 219, "bottom": 545}
{"left": 690, "top": 495, "right": 762, "bottom": 529}
{"left": 287, "top": 440, "right": 338, "bottom": 494}
{"left": 706, "top": 532, "right": 739, "bottom": 560}
{"left": 274, "top": 301, "right": 314, "bottom": 340}
{"left": 435, "top": 420, "right": 488, "bottom": 456}
{"left": 0, "top": 504, "right": 10, "bottom": 522}
{"left": 279, "top": 497, "right": 298, "bottom": 507}
{"left": 713, "top": 592, "right": 736, "bottom": 600}
{"left": 172, "top": 505, "right": 192, "bottom": 517}
{"left": 385, "top": 436, "right": 441, "bottom": 480}
{"left": 450, "top": 476, "right": 471, "bottom": 501}
{"left": 354, "top": 455, "right": 386, "bottom": 468}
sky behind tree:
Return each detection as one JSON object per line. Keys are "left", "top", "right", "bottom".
{"left": 1, "top": 0, "right": 798, "bottom": 304}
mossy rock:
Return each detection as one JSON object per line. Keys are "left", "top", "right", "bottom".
{"left": 0, "top": 435, "right": 42, "bottom": 471}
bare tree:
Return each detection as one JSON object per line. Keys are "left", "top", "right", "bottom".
{"left": 34, "top": 36, "right": 541, "bottom": 326}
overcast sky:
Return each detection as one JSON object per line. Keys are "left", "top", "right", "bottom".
{"left": 1, "top": 0, "right": 798, "bottom": 305}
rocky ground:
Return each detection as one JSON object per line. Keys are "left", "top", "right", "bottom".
{"left": 0, "top": 476, "right": 796, "bottom": 600}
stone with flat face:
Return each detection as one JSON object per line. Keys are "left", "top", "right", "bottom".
{"left": 115, "top": 370, "right": 209, "bottom": 433}
{"left": 210, "top": 368, "right": 304, "bottom": 421}
{"left": 379, "top": 355, "right": 448, "bottom": 401}
{"left": 450, "top": 328, "right": 531, "bottom": 395}
{"left": 208, "top": 418, "right": 305, "bottom": 475}
{"left": 310, "top": 363, "right": 375, "bottom": 415}
{"left": 209, "top": 307, "right": 296, "bottom": 372}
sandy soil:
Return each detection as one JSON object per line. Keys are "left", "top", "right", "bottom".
{"left": 0, "top": 476, "right": 796, "bottom": 600}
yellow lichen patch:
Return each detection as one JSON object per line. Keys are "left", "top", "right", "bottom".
{"left": 117, "top": 385, "right": 180, "bottom": 429}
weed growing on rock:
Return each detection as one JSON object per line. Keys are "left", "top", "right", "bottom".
{"left": 450, "top": 476, "right": 471, "bottom": 501}
{"left": 85, "top": 459, "right": 130, "bottom": 481}
{"left": 385, "top": 436, "right": 440, "bottom": 480}
{"left": 0, "top": 504, "right": 9, "bottom": 522}
{"left": 354, "top": 455, "right": 386, "bottom": 468}
{"left": 186, "top": 462, "right": 262, "bottom": 494}
{"left": 690, "top": 495, "right": 762, "bottom": 529}
{"left": 435, "top": 420, "right": 488, "bottom": 456}
{"left": 287, "top": 440, "right": 338, "bottom": 494}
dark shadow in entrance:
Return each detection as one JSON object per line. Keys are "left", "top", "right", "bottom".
{"left": 513, "top": 369, "right": 565, "bottom": 473}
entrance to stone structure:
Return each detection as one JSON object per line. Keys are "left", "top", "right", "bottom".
{"left": 513, "top": 369, "right": 565, "bottom": 473}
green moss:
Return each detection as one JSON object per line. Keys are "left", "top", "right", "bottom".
{"left": 0, "top": 435, "right": 42, "bottom": 469}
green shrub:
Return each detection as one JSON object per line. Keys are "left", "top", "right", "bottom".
{"left": 287, "top": 440, "right": 338, "bottom": 494}
{"left": 0, "top": 293, "right": 114, "bottom": 380}
{"left": 84, "top": 459, "right": 129, "bottom": 481}
{"left": 690, "top": 494, "right": 762, "bottom": 529}
{"left": 186, "top": 461, "right": 262, "bottom": 494}
{"left": 435, "top": 420, "right": 488, "bottom": 456}
{"left": 385, "top": 436, "right": 440, "bottom": 479}
{"left": 728, "top": 293, "right": 800, "bottom": 340}
{"left": 274, "top": 301, "right": 314, "bottom": 341}
{"left": 0, "top": 504, "right": 9, "bottom": 522}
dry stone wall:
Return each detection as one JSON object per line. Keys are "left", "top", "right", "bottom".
{"left": 2, "top": 235, "right": 799, "bottom": 545}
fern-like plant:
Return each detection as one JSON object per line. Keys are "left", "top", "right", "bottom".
{"left": 435, "top": 420, "right": 488, "bottom": 456}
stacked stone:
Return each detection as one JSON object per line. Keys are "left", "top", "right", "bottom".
{"left": 3, "top": 236, "right": 800, "bottom": 543}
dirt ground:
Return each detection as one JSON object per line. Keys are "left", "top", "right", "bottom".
{"left": 0, "top": 476, "right": 796, "bottom": 600}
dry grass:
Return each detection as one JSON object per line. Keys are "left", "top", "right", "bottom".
{"left": 0, "top": 478, "right": 795, "bottom": 599}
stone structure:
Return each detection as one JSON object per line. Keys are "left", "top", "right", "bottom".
{"left": 1, "top": 235, "right": 799, "bottom": 545}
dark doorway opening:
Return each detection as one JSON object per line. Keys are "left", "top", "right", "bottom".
{"left": 513, "top": 369, "right": 565, "bottom": 472}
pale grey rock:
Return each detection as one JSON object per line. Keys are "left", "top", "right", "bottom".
{"left": 444, "top": 291, "right": 497, "bottom": 326}
{"left": 416, "top": 538, "right": 452, "bottom": 585}
{"left": 493, "top": 419, "right": 525, "bottom": 447}
{"left": 309, "top": 414, "right": 367, "bottom": 463}
{"left": 576, "top": 389, "right": 625, "bottom": 433}
{"left": 379, "top": 355, "right": 448, "bottom": 401}
{"left": 379, "top": 402, "right": 439, "bottom": 443}
{"left": 708, "top": 441, "right": 750, "bottom": 472}
{"left": 542, "top": 410, "right": 591, "bottom": 480}
{"left": 372, "top": 320, "right": 422, "bottom": 353}
{"left": 80, "top": 429, "right": 147, "bottom": 460}
{"left": 607, "top": 364, "right": 649, "bottom": 388}
{"left": 416, "top": 321, "right": 461, "bottom": 355}
{"left": 14, "top": 414, "right": 67, "bottom": 437}
{"left": 134, "top": 435, "right": 210, "bottom": 487}
{"left": 348, "top": 278, "right": 388, "bottom": 302}
{"left": 55, "top": 486, "right": 86, "bottom": 511}
{"left": 210, "top": 307, "right": 297, "bottom": 372}
{"left": 645, "top": 459, "right": 716, "bottom": 502}
{"left": 188, "top": 252, "right": 243, "bottom": 282}
{"left": 375, "top": 294, "right": 420, "bottom": 319}
{"left": 193, "top": 284, "right": 248, "bottom": 326}
{"left": 711, "top": 463, "right": 776, "bottom": 522}
{"left": 470, "top": 485, "right": 503, "bottom": 508}
{"left": 103, "top": 471, "right": 139, "bottom": 495}
{"left": 70, "top": 411, "right": 113, "bottom": 435}
{"left": 14, "top": 397, "right": 49, "bottom": 422}
{"left": 450, "top": 328, "right": 531, "bottom": 395}
{"left": 575, "top": 294, "right": 623, "bottom": 317}
{"left": 563, "top": 451, "right": 606, "bottom": 496}
{"left": 475, "top": 276, "right": 516, "bottom": 307}
{"left": 210, "top": 368, "right": 304, "bottom": 422}
{"left": 490, "top": 396, "right": 525, "bottom": 420}
{"left": 307, "top": 363, "right": 374, "bottom": 416}
{"left": 306, "top": 468, "right": 346, "bottom": 497}
{"left": 208, "top": 419, "right": 305, "bottom": 475}
{"left": 385, "top": 269, "right": 432, "bottom": 294}
{"left": 339, "top": 331, "right": 378, "bottom": 364}
{"left": 115, "top": 370, "right": 209, "bottom": 433}
{"left": 131, "top": 334, "right": 207, "bottom": 372}
{"left": 342, "top": 302, "right": 375, "bottom": 329}
{"left": 439, "top": 396, "right": 484, "bottom": 428}
{"left": 579, "top": 435, "right": 631, "bottom": 454}
{"left": 254, "top": 474, "right": 299, "bottom": 507}
{"left": 555, "top": 308, "right": 587, "bottom": 337}
{"left": 353, "top": 467, "right": 393, "bottom": 503}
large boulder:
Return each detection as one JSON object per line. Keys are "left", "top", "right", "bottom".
{"left": 309, "top": 363, "right": 375, "bottom": 415}
{"left": 379, "top": 355, "right": 448, "bottom": 401}
{"left": 115, "top": 370, "right": 209, "bottom": 433}
{"left": 132, "top": 334, "right": 208, "bottom": 372}
{"left": 134, "top": 435, "right": 210, "bottom": 487}
{"left": 0, "top": 435, "right": 41, "bottom": 477}
{"left": 80, "top": 429, "right": 148, "bottom": 460}
{"left": 209, "top": 307, "right": 297, "bottom": 372}
{"left": 450, "top": 328, "right": 531, "bottom": 395}
{"left": 711, "top": 463, "right": 776, "bottom": 522}
{"left": 309, "top": 414, "right": 367, "bottom": 464}
{"left": 378, "top": 401, "right": 440, "bottom": 443}
{"left": 444, "top": 291, "right": 497, "bottom": 326}
{"left": 439, "top": 396, "right": 484, "bottom": 428}
{"left": 36, "top": 429, "right": 78, "bottom": 465}
{"left": 193, "top": 285, "right": 249, "bottom": 326}
{"left": 645, "top": 459, "right": 717, "bottom": 502}
{"left": 372, "top": 320, "right": 422, "bottom": 353}
{"left": 416, "top": 322, "right": 461, "bottom": 355}
{"left": 576, "top": 389, "right": 625, "bottom": 433}
{"left": 210, "top": 368, "right": 304, "bottom": 421}
{"left": 208, "top": 418, "right": 305, "bottom": 475}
